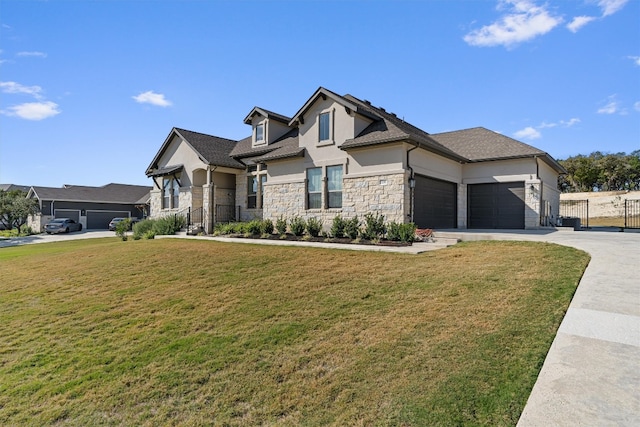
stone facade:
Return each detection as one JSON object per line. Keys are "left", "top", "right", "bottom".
{"left": 261, "top": 173, "right": 409, "bottom": 231}
{"left": 342, "top": 173, "right": 408, "bottom": 224}
{"left": 262, "top": 181, "right": 306, "bottom": 223}
{"left": 524, "top": 179, "right": 542, "bottom": 229}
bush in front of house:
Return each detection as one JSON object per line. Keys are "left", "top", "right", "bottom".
{"left": 344, "top": 215, "right": 360, "bottom": 240}
{"left": 115, "top": 218, "right": 131, "bottom": 241}
{"left": 133, "top": 219, "right": 155, "bottom": 240}
{"left": 305, "top": 217, "right": 322, "bottom": 237}
{"left": 362, "top": 212, "right": 386, "bottom": 240}
{"left": 275, "top": 216, "right": 287, "bottom": 235}
{"left": 289, "top": 216, "right": 306, "bottom": 236}
{"left": 386, "top": 221, "right": 416, "bottom": 243}
{"left": 153, "top": 215, "right": 186, "bottom": 236}
{"left": 330, "top": 215, "right": 345, "bottom": 238}
{"left": 245, "top": 220, "right": 262, "bottom": 236}
{"left": 260, "top": 219, "right": 274, "bottom": 235}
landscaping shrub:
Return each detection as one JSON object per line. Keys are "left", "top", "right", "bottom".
{"left": 152, "top": 215, "right": 186, "bottom": 236}
{"left": 386, "top": 221, "right": 416, "bottom": 242}
{"left": 275, "top": 216, "right": 287, "bottom": 235}
{"left": 133, "top": 219, "right": 155, "bottom": 240}
{"left": 344, "top": 215, "right": 360, "bottom": 239}
{"left": 260, "top": 219, "right": 274, "bottom": 235}
{"left": 289, "top": 216, "right": 306, "bottom": 236}
{"left": 305, "top": 217, "right": 322, "bottom": 237}
{"left": 115, "top": 218, "right": 131, "bottom": 241}
{"left": 245, "top": 220, "right": 262, "bottom": 236}
{"left": 362, "top": 212, "right": 386, "bottom": 240}
{"left": 330, "top": 215, "right": 345, "bottom": 238}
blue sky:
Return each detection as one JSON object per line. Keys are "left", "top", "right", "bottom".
{"left": 1, "top": 0, "right": 638, "bottom": 188}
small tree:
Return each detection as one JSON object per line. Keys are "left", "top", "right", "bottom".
{"left": 115, "top": 218, "right": 131, "bottom": 241}
{"left": 0, "top": 190, "right": 38, "bottom": 233}
{"left": 289, "top": 216, "right": 306, "bottom": 236}
{"left": 344, "top": 215, "right": 360, "bottom": 239}
{"left": 305, "top": 217, "right": 322, "bottom": 237}
{"left": 330, "top": 214, "right": 345, "bottom": 238}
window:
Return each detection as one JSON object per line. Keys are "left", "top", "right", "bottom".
{"left": 319, "top": 112, "right": 330, "bottom": 141}
{"left": 327, "top": 165, "right": 343, "bottom": 208}
{"left": 307, "top": 168, "right": 322, "bottom": 209}
{"left": 256, "top": 124, "right": 264, "bottom": 143}
{"left": 162, "top": 176, "right": 180, "bottom": 209}
{"left": 247, "top": 165, "right": 267, "bottom": 209}
{"left": 247, "top": 176, "right": 258, "bottom": 209}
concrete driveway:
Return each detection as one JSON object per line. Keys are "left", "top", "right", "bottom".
{"left": 0, "top": 230, "right": 115, "bottom": 248}
{"left": 436, "top": 228, "right": 640, "bottom": 426}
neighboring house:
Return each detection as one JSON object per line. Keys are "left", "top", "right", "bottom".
{"left": 27, "top": 183, "right": 152, "bottom": 231}
{"left": 0, "top": 184, "right": 30, "bottom": 193}
{"left": 146, "top": 87, "right": 565, "bottom": 233}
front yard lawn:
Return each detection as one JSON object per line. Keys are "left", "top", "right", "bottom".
{"left": 0, "top": 238, "right": 589, "bottom": 426}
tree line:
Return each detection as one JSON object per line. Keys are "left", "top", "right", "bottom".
{"left": 558, "top": 150, "right": 640, "bottom": 193}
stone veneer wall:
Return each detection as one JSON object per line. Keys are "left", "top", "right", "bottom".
{"left": 262, "top": 173, "right": 409, "bottom": 231}
{"left": 148, "top": 187, "right": 192, "bottom": 219}
{"left": 524, "top": 179, "right": 542, "bottom": 229}
{"left": 342, "top": 173, "right": 408, "bottom": 224}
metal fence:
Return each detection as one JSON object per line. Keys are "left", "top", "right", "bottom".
{"left": 625, "top": 199, "right": 640, "bottom": 229}
{"left": 215, "top": 205, "right": 236, "bottom": 223}
{"left": 559, "top": 199, "right": 589, "bottom": 229}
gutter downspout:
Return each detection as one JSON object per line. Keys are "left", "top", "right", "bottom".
{"left": 407, "top": 143, "right": 419, "bottom": 223}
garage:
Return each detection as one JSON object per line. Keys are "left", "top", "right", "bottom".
{"left": 54, "top": 209, "right": 80, "bottom": 222}
{"left": 87, "top": 210, "right": 130, "bottom": 230}
{"left": 468, "top": 182, "right": 525, "bottom": 229}
{"left": 413, "top": 175, "right": 457, "bottom": 229}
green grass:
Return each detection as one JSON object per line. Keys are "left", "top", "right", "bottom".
{"left": 0, "top": 238, "right": 589, "bottom": 426}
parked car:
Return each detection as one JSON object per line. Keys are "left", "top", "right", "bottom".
{"left": 44, "top": 218, "right": 83, "bottom": 234}
{"left": 108, "top": 217, "right": 139, "bottom": 231}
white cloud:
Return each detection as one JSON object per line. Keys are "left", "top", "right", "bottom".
{"left": 538, "top": 118, "right": 580, "bottom": 129}
{"left": 0, "top": 81, "right": 44, "bottom": 99}
{"left": 598, "top": 0, "right": 628, "bottom": 17}
{"left": 561, "top": 118, "right": 581, "bottom": 127}
{"left": 463, "top": 0, "right": 563, "bottom": 48}
{"left": 597, "top": 95, "right": 620, "bottom": 114}
{"left": 0, "top": 101, "right": 61, "bottom": 120}
{"left": 132, "top": 90, "right": 172, "bottom": 107}
{"left": 514, "top": 126, "right": 541, "bottom": 140}
{"left": 567, "top": 16, "right": 596, "bottom": 33}
{"left": 634, "top": 101, "right": 640, "bottom": 112}
{"left": 16, "top": 51, "right": 47, "bottom": 58}
{"left": 629, "top": 56, "right": 640, "bottom": 66}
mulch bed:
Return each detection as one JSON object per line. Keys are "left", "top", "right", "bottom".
{"left": 223, "top": 234, "right": 414, "bottom": 247}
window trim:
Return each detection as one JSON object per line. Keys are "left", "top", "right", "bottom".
{"left": 306, "top": 165, "right": 343, "bottom": 210}
{"left": 317, "top": 108, "right": 335, "bottom": 146}
{"left": 247, "top": 164, "right": 267, "bottom": 209}
{"left": 255, "top": 123, "right": 265, "bottom": 144}
{"left": 162, "top": 175, "right": 181, "bottom": 210}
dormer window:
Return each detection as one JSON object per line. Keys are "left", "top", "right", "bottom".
{"left": 255, "top": 124, "right": 265, "bottom": 144}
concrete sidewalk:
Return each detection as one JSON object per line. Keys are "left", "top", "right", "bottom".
{"left": 435, "top": 229, "right": 640, "bottom": 426}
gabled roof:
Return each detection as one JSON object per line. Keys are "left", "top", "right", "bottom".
{"left": 288, "top": 87, "right": 378, "bottom": 127}
{"left": 146, "top": 127, "right": 245, "bottom": 176}
{"left": 0, "top": 184, "right": 30, "bottom": 193}
{"left": 230, "top": 128, "right": 303, "bottom": 162}
{"left": 339, "top": 95, "right": 464, "bottom": 161}
{"left": 430, "top": 127, "right": 566, "bottom": 172}
{"left": 28, "top": 183, "right": 152, "bottom": 204}
{"left": 243, "top": 107, "right": 291, "bottom": 125}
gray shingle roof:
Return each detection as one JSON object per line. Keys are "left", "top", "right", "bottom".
{"left": 244, "top": 107, "right": 292, "bottom": 124}
{"left": 29, "top": 183, "right": 152, "bottom": 204}
{"left": 430, "top": 127, "right": 546, "bottom": 161}
{"left": 174, "top": 128, "right": 245, "bottom": 169}
{"left": 340, "top": 95, "right": 463, "bottom": 161}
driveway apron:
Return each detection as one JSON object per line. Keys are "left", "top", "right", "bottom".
{"left": 437, "top": 229, "right": 640, "bottom": 426}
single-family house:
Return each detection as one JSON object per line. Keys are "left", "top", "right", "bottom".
{"left": 145, "top": 87, "right": 565, "bottom": 233}
{"left": 27, "top": 183, "right": 152, "bottom": 231}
